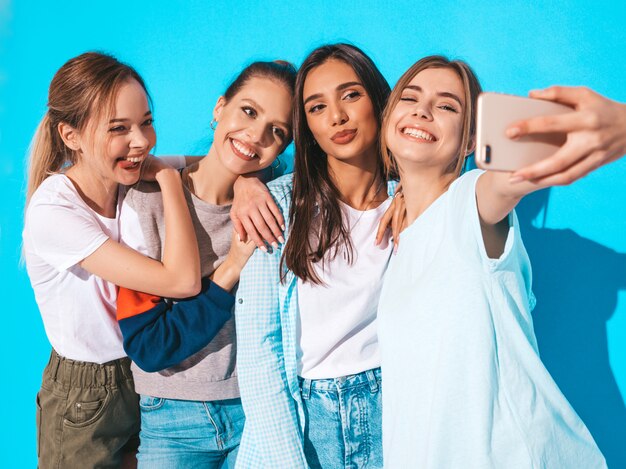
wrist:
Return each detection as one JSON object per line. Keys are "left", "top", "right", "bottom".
{"left": 155, "top": 167, "right": 181, "bottom": 184}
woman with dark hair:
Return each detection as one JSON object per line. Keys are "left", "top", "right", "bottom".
{"left": 234, "top": 43, "right": 393, "bottom": 468}
{"left": 116, "top": 60, "right": 297, "bottom": 468}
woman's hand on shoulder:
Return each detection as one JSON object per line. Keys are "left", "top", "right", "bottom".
{"left": 211, "top": 230, "right": 257, "bottom": 292}
{"left": 231, "top": 174, "right": 285, "bottom": 252}
{"left": 376, "top": 188, "right": 407, "bottom": 253}
{"left": 508, "top": 86, "right": 626, "bottom": 185}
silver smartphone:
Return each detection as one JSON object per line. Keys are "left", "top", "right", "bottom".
{"left": 475, "top": 92, "right": 573, "bottom": 171}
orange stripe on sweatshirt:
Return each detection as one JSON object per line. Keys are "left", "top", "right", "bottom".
{"left": 117, "top": 287, "right": 161, "bottom": 321}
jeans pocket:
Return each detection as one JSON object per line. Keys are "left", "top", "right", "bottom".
{"left": 63, "top": 388, "right": 111, "bottom": 428}
{"left": 139, "top": 395, "right": 165, "bottom": 411}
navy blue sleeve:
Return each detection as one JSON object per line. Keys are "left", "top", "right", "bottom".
{"left": 118, "top": 278, "right": 234, "bottom": 373}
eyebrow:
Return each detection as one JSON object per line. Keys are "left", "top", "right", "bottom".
{"left": 242, "top": 98, "right": 290, "bottom": 129}
{"left": 303, "top": 81, "right": 363, "bottom": 106}
{"left": 404, "top": 85, "right": 463, "bottom": 107}
{"left": 109, "top": 110, "right": 152, "bottom": 124}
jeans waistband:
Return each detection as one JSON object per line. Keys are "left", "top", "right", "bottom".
{"left": 298, "top": 367, "right": 381, "bottom": 399}
{"left": 43, "top": 349, "right": 133, "bottom": 389}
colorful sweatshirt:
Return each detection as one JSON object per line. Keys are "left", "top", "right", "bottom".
{"left": 117, "top": 181, "right": 240, "bottom": 401}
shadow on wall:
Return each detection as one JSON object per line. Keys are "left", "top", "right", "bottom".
{"left": 517, "top": 190, "right": 626, "bottom": 468}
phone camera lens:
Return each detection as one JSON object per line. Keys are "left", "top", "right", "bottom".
{"left": 485, "top": 145, "right": 491, "bottom": 164}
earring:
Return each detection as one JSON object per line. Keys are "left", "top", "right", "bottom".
{"left": 210, "top": 119, "right": 217, "bottom": 130}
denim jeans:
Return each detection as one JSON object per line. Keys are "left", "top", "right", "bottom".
{"left": 137, "top": 396, "right": 245, "bottom": 469}
{"left": 299, "top": 367, "right": 383, "bottom": 469}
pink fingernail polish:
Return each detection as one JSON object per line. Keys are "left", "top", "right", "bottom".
{"left": 278, "top": 236, "right": 285, "bottom": 244}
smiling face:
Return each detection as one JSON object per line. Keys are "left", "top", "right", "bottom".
{"left": 302, "top": 59, "right": 378, "bottom": 163}
{"left": 74, "top": 78, "right": 156, "bottom": 187}
{"left": 385, "top": 67, "right": 466, "bottom": 173}
{"left": 212, "top": 76, "right": 293, "bottom": 176}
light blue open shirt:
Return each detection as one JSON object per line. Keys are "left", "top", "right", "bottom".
{"left": 234, "top": 174, "right": 396, "bottom": 468}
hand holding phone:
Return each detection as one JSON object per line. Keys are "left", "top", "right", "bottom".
{"left": 475, "top": 92, "right": 573, "bottom": 172}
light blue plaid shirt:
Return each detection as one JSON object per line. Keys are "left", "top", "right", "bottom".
{"left": 234, "top": 174, "right": 397, "bottom": 468}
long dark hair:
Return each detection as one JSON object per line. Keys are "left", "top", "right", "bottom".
{"left": 282, "top": 43, "right": 390, "bottom": 284}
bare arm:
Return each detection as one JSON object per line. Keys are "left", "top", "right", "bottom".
{"left": 475, "top": 171, "right": 541, "bottom": 258}
{"left": 507, "top": 86, "right": 626, "bottom": 185}
{"left": 81, "top": 159, "right": 201, "bottom": 298}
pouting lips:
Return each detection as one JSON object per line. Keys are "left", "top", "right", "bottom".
{"left": 402, "top": 127, "right": 437, "bottom": 142}
{"left": 331, "top": 129, "right": 357, "bottom": 145}
{"left": 230, "top": 138, "right": 258, "bottom": 160}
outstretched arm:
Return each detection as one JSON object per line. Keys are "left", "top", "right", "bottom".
{"left": 507, "top": 86, "right": 626, "bottom": 185}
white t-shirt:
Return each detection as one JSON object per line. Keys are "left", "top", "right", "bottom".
{"left": 23, "top": 175, "right": 125, "bottom": 364}
{"left": 378, "top": 170, "right": 605, "bottom": 468}
{"left": 296, "top": 197, "right": 393, "bottom": 379}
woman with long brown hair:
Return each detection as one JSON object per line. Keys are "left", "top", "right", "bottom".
{"left": 234, "top": 43, "right": 393, "bottom": 468}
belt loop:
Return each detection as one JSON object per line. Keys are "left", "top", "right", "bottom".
{"left": 301, "top": 378, "right": 312, "bottom": 400}
{"left": 366, "top": 369, "right": 378, "bottom": 393}
{"left": 50, "top": 351, "right": 61, "bottom": 382}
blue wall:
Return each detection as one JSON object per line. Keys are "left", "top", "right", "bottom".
{"left": 1, "top": 1, "right": 624, "bottom": 466}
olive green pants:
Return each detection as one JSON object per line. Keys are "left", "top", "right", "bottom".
{"left": 36, "top": 349, "right": 140, "bottom": 468}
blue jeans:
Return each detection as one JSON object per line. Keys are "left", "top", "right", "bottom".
{"left": 299, "top": 368, "right": 383, "bottom": 469}
{"left": 137, "top": 396, "right": 244, "bottom": 469}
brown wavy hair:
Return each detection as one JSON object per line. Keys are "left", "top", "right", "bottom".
{"left": 282, "top": 43, "right": 390, "bottom": 284}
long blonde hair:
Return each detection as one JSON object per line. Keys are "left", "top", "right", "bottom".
{"left": 380, "top": 55, "right": 482, "bottom": 179}
{"left": 26, "top": 52, "right": 150, "bottom": 202}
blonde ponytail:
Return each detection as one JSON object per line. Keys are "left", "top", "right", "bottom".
{"left": 26, "top": 113, "right": 71, "bottom": 202}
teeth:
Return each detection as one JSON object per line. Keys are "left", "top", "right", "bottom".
{"left": 232, "top": 139, "right": 257, "bottom": 158}
{"left": 402, "top": 128, "right": 435, "bottom": 141}
{"left": 126, "top": 157, "right": 142, "bottom": 163}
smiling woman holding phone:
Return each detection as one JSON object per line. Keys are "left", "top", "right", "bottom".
{"left": 377, "top": 55, "right": 608, "bottom": 468}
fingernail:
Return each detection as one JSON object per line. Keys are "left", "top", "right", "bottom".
{"left": 374, "top": 238, "right": 379, "bottom": 246}
{"left": 281, "top": 224, "right": 286, "bottom": 231}
{"left": 393, "top": 243, "right": 398, "bottom": 255}
{"left": 237, "top": 233, "right": 241, "bottom": 242}
{"left": 278, "top": 236, "right": 285, "bottom": 244}
{"left": 271, "top": 242, "right": 279, "bottom": 249}
{"left": 260, "top": 246, "right": 268, "bottom": 253}
{"left": 506, "top": 127, "right": 520, "bottom": 139}
{"left": 509, "top": 175, "right": 524, "bottom": 184}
